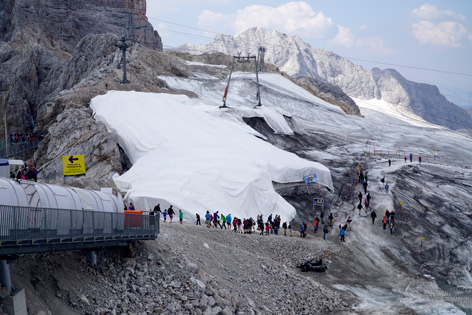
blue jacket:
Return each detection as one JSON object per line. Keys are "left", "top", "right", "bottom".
{"left": 340, "top": 229, "right": 345, "bottom": 236}
{"left": 226, "top": 214, "right": 231, "bottom": 223}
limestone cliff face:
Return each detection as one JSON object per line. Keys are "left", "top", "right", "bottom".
{"left": 0, "top": 0, "right": 166, "bottom": 189}
{"left": 1, "top": 0, "right": 161, "bottom": 52}
{"left": 0, "top": 0, "right": 162, "bottom": 135}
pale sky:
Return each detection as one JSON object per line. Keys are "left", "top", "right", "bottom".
{"left": 146, "top": 1, "right": 472, "bottom": 108}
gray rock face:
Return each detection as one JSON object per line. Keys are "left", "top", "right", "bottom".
{"left": 2, "top": 0, "right": 161, "bottom": 52}
{"left": 178, "top": 27, "right": 472, "bottom": 130}
{"left": 371, "top": 68, "right": 472, "bottom": 130}
{"left": 0, "top": 0, "right": 162, "bottom": 135}
{"left": 293, "top": 77, "right": 361, "bottom": 115}
{"left": 0, "top": 0, "right": 167, "bottom": 189}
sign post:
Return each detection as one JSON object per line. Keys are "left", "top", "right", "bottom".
{"left": 400, "top": 201, "right": 402, "bottom": 216}
{"left": 313, "top": 198, "right": 324, "bottom": 217}
{"left": 62, "top": 155, "right": 86, "bottom": 177}
{"left": 433, "top": 148, "right": 436, "bottom": 160}
{"left": 419, "top": 237, "right": 424, "bottom": 255}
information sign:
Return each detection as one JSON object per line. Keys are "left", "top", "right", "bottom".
{"left": 62, "top": 155, "right": 86, "bottom": 176}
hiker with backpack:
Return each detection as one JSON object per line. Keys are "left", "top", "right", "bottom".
{"left": 323, "top": 225, "right": 329, "bottom": 240}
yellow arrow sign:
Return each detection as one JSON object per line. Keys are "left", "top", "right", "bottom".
{"left": 419, "top": 237, "right": 424, "bottom": 240}
{"left": 62, "top": 155, "right": 86, "bottom": 176}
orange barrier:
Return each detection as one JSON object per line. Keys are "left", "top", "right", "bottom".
{"left": 124, "top": 210, "right": 142, "bottom": 227}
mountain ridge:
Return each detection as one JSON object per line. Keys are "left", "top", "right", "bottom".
{"left": 178, "top": 27, "right": 472, "bottom": 130}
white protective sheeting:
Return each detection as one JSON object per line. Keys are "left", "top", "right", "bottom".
{"left": 91, "top": 90, "right": 334, "bottom": 222}
{"left": 0, "top": 177, "right": 29, "bottom": 207}
{"left": 0, "top": 178, "right": 28, "bottom": 236}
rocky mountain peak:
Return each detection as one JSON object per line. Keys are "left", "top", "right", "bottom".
{"left": 178, "top": 27, "right": 472, "bottom": 130}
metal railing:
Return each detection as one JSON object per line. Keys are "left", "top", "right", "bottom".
{"left": 0, "top": 205, "right": 160, "bottom": 250}
{"left": 0, "top": 141, "right": 40, "bottom": 159}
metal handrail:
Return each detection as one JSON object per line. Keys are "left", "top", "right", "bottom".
{"left": 0, "top": 204, "right": 160, "bottom": 244}
{"left": 0, "top": 141, "right": 40, "bottom": 159}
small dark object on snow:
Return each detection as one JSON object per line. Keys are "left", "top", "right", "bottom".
{"left": 296, "top": 259, "right": 327, "bottom": 272}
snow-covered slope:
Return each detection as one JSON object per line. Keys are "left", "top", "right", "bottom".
{"left": 91, "top": 81, "right": 334, "bottom": 223}
{"left": 178, "top": 27, "right": 472, "bottom": 131}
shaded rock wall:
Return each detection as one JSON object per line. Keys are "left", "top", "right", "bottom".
{"left": 0, "top": 0, "right": 162, "bottom": 135}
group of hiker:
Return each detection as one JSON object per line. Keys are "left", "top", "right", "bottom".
{"left": 150, "top": 156, "right": 402, "bottom": 243}
{"left": 149, "top": 204, "right": 184, "bottom": 225}
{"left": 10, "top": 165, "right": 39, "bottom": 182}
{"left": 198, "top": 211, "right": 296, "bottom": 237}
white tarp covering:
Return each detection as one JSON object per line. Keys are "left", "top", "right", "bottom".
{"left": 0, "top": 177, "right": 28, "bottom": 207}
{"left": 91, "top": 90, "right": 334, "bottom": 222}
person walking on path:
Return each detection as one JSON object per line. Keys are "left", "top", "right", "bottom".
{"left": 390, "top": 211, "right": 395, "bottom": 225}
{"left": 226, "top": 214, "right": 231, "bottom": 230}
{"left": 366, "top": 192, "right": 371, "bottom": 203}
{"left": 386, "top": 210, "right": 391, "bottom": 224}
{"left": 162, "top": 209, "right": 168, "bottom": 223}
{"left": 371, "top": 210, "right": 377, "bottom": 224}
{"left": 347, "top": 216, "right": 352, "bottom": 231}
{"left": 213, "top": 211, "right": 222, "bottom": 228}
{"left": 196, "top": 213, "right": 201, "bottom": 225}
{"left": 323, "top": 225, "right": 329, "bottom": 240}
{"left": 357, "top": 203, "right": 363, "bottom": 215}
{"left": 265, "top": 222, "right": 270, "bottom": 235}
{"left": 282, "top": 222, "right": 287, "bottom": 236}
{"left": 289, "top": 221, "right": 293, "bottom": 237}
{"left": 388, "top": 159, "right": 391, "bottom": 167}
{"left": 168, "top": 206, "right": 175, "bottom": 223}
{"left": 328, "top": 213, "right": 334, "bottom": 227}
{"left": 221, "top": 213, "right": 227, "bottom": 229}
{"left": 390, "top": 223, "right": 394, "bottom": 234}
{"left": 383, "top": 215, "right": 387, "bottom": 230}
{"left": 363, "top": 181, "right": 368, "bottom": 194}
{"left": 299, "top": 224, "right": 305, "bottom": 237}
{"left": 179, "top": 210, "right": 183, "bottom": 224}
{"left": 410, "top": 153, "right": 413, "bottom": 162}
{"left": 385, "top": 183, "right": 389, "bottom": 194}
{"left": 404, "top": 156, "right": 407, "bottom": 163}
{"left": 232, "top": 218, "right": 237, "bottom": 232}
{"left": 153, "top": 203, "right": 161, "bottom": 214}
{"left": 340, "top": 227, "right": 346, "bottom": 242}
{"left": 313, "top": 217, "right": 319, "bottom": 233}
{"left": 419, "top": 156, "right": 422, "bottom": 164}
{"left": 205, "top": 211, "right": 211, "bottom": 228}
{"left": 358, "top": 192, "right": 363, "bottom": 204}
{"left": 320, "top": 211, "right": 325, "bottom": 224}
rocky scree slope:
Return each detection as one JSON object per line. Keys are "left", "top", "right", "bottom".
{"left": 178, "top": 27, "right": 472, "bottom": 130}
{"left": 5, "top": 223, "right": 348, "bottom": 315}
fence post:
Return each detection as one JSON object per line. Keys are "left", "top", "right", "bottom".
{"left": 14, "top": 206, "right": 18, "bottom": 241}
{"left": 70, "top": 209, "right": 73, "bottom": 238}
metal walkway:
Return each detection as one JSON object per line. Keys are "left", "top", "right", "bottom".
{"left": 0, "top": 141, "right": 40, "bottom": 159}
{"left": 0, "top": 205, "right": 160, "bottom": 256}
{"left": 0, "top": 204, "right": 160, "bottom": 295}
